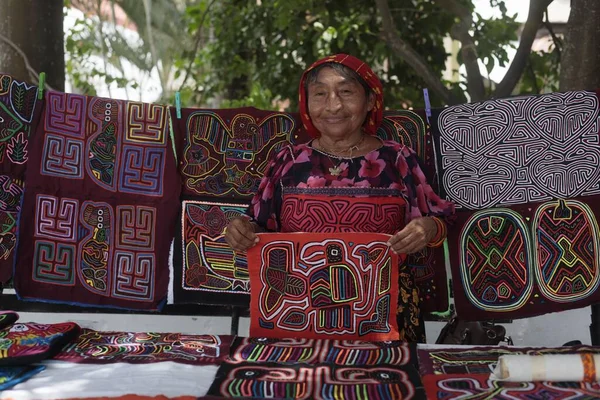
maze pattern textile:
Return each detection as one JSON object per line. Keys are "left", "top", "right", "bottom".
{"left": 0, "top": 75, "right": 42, "bottom": 283}
{"left": 0, "top": 321, "right": 80, "bottom": 365}
{"left": 378, "top": 109, "right": 449, "bottom": 315}
{"left": 280, "top": 191, "right": 407, "bottom": 234}
{"left": 14, "top": 91, "right": 182, "bottom": 310}
{"left": 248, "top": 232, "right": 401, "bottom": 340}
{"left": 208, "top": 361, "right": 425, "bottom": 400}
{"left": 229, "top": 337, "right": 417, "bottom": 366}
{"left": 432, "top": 90, "right": 600, "bottom": 210}
{"left": 54, "top": 329, "right": 232, "bottom": 365}
{"left": 172, "top": 107, "right": 308, "bottom": 199}
{"left": 172, "top": 200, "right": 250, "bottom": 306}
{"left": 417, "top": 344, "right": 600, "bottom": 376}
{"left": 0, "top": 365, "right": 46, "bottom": 390}
{"left": 449, "top": 198, "right": 600, "bottom": 320}
{"left": 423, "top": 373, "right": 600, "bottom": 399}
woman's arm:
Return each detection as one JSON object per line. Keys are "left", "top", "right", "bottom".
{"left": 244, "top": 145, "right": 293, "bottom": 232}
{"left": 388, "top": 146, "right": 455, "bottom": 254}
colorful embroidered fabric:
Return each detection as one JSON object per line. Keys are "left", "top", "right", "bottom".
{"left": 230, "top": 337, "right": 417, "bottom": 366}
{"left": 14, "top": 91, "right": 182, "bottom": 310}
{"left": 280, "top": 190, "right": 407, "bottom": 233}
{"left": 422, "top": 373, "right": 600, "bottom": 399}
{"left": 432, "top": 90, "right": 600, "bottom": 211}
{"left": 446, "top": 200, "right": 600, "bottom": 320}
{"left": 431, "top": 90, "right": 600, "bottom": 320}
{"left": 420, "top": 345, "right": 600, "bottom": 398}
{"left": 0, "top": 311, "right": 18, "bottom": 330}
{"left": 0, "top": 321, "right": 80, "bottom": 365}
{"left": 247, "top": 232, "right": 401, "bottom": 341}
{"left": 417, "top": 344, "right": 600, "bottom": 376}
{"left": 54, "top": 329, "right": 232, "bottom": 365}
{"left": 247, "top": 141, "right": 453, "bottom": 340}
{"left": 172, "top": 200, "right": 250, "bottom": 305}
{"left": 0, "top": 74, "right": 43, "bottom": 283}
{"left": 208, "top": 361, "right": 425, "bottom": 399}
{"left": 171, "top": 106, "right": 308, "bottom": 200}
{"left": 169, "top": 105, "right": 449, "bottom": 314}
{"left": 0, "top": 365, "right": 46, "bottom": 390}
{"left": 378, "top": 110, "right": 429, "bottom": 170}
{"left": 248, "top": 141, "right": 453, "bottom": 233}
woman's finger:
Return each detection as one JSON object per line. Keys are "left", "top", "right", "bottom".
{"left": 225, "top": 220, "right": 258, "bottom": 252}
{"left": 391, "top": 231, "right": 420, "bottom": 254}
{"left": 400, "top": 241, "right": 424, "bottom": 255}
{"left": 231, "top": 219, "right": 258, "bottom": 242}
{"left": 387, "top": 227, "right": 410, "bottom": 247}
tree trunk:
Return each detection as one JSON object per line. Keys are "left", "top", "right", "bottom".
{"left": 559, "top": 0, "right": 600, "bottom": 91}
{"left": 0, "top": 0, "right": 65, "bottom": 90}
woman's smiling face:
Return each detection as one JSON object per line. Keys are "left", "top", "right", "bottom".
{"left": 307, "top": 67, "right": 375, "bottom": 140}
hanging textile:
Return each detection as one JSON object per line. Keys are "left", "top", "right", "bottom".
{"left": 247, "top": 232, "right": 401, "bottom": 341}
{"left": 14, "top": 91, "right": 182, "bottom": 310}
{"left": 0, "top": 74, "right": 43, "bottom": 282}
{"left": 430, "top": 90, "right": 600, "bottom": 319}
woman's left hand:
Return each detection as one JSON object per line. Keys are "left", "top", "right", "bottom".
{"left": 387, "top": 217, "right": 438, "bottom": 254}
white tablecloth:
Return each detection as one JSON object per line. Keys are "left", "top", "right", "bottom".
{"left": 1, "top": 361, "right": 218, "bottom": 399}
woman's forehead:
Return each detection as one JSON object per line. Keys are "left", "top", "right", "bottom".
{"left": 310, "top": 68, "right": 358, "bottom": 86}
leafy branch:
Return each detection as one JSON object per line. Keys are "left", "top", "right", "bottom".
{"left": 376, "top": 0, "right": 554, "bottom": 103}
{"left": 375, "top": 0, "right": 460, "bottom": 105}
{"left": 493, "top": 0, "right": 554, "bottom": 97}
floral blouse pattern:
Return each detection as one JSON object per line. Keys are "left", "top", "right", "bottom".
{"left": 247, "top": 140, "right": 455, "bottom": 342}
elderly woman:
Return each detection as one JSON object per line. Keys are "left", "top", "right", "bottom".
{"left": 225, "top": 54, "right": 454, "bottom": 342}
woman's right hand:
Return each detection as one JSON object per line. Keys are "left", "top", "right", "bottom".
{"left": 224, "top": 217, "right": 260, "bottom": 252}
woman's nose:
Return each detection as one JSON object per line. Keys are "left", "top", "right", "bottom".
{"left": 326, "top": 93, "right": 342, "bottom": 112}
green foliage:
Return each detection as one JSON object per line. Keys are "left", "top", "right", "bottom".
{"left": 181, "top": 0, "right": 460, "bottom": 109}
{"left": 473, "top": 11, "right": 520, "bottom": 71}
{"left": 519, "top": 48, "right": 561, "bottom": 94}
{"left": 65, "top": 16, "right": 110, "bottom": 96}
{"left": 64, "top": 0, "right": 561, "bottom": 108}
{"left": 220, "top": 82, "right": 278, "bottom": 110}
{"left": 64, "top": 0, "right": 193, "bottom": 100}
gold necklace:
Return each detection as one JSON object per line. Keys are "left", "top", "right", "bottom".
{"left": 317, "top": 135, "right": 365, "bottom": 176}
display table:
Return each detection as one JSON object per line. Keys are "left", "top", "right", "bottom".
{"left": 2, "top": 331, "right": 600, "bottom": 400}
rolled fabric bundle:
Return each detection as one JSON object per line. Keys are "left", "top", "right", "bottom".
{"left": 491, "top": 353, "right": 600, "bottom": 382}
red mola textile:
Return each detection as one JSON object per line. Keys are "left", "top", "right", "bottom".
{"left": 247, "top": 232, "right": 402, "bottom": 341}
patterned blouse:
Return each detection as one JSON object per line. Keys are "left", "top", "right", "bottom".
{"left": 247, "top": 139, "right": 455, "bottom": 342}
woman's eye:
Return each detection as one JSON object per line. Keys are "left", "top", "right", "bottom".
{"left": 341, "top": 89, "right": 353, "bottom": 95}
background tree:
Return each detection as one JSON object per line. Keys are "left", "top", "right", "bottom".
{"left": 180, "top": 0, "right": 560, "bottom": 108}
{"left": 376, "top": 0, "right": 554, "bottom": 103}
{"left": 559, "top": 0, "right": 600, "bottom": 91}
{"left": 66, "top": 0, "right": 194, "bottom": 100}
{"left": 0, "top": 0, "right": 64, "bottom": 91}
{"left": 64, "top": 0, "right": 563, "bottom": 108}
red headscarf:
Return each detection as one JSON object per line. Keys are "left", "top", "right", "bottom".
{"left": 298, "top": 54, "right": 384, "bottom": 138}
